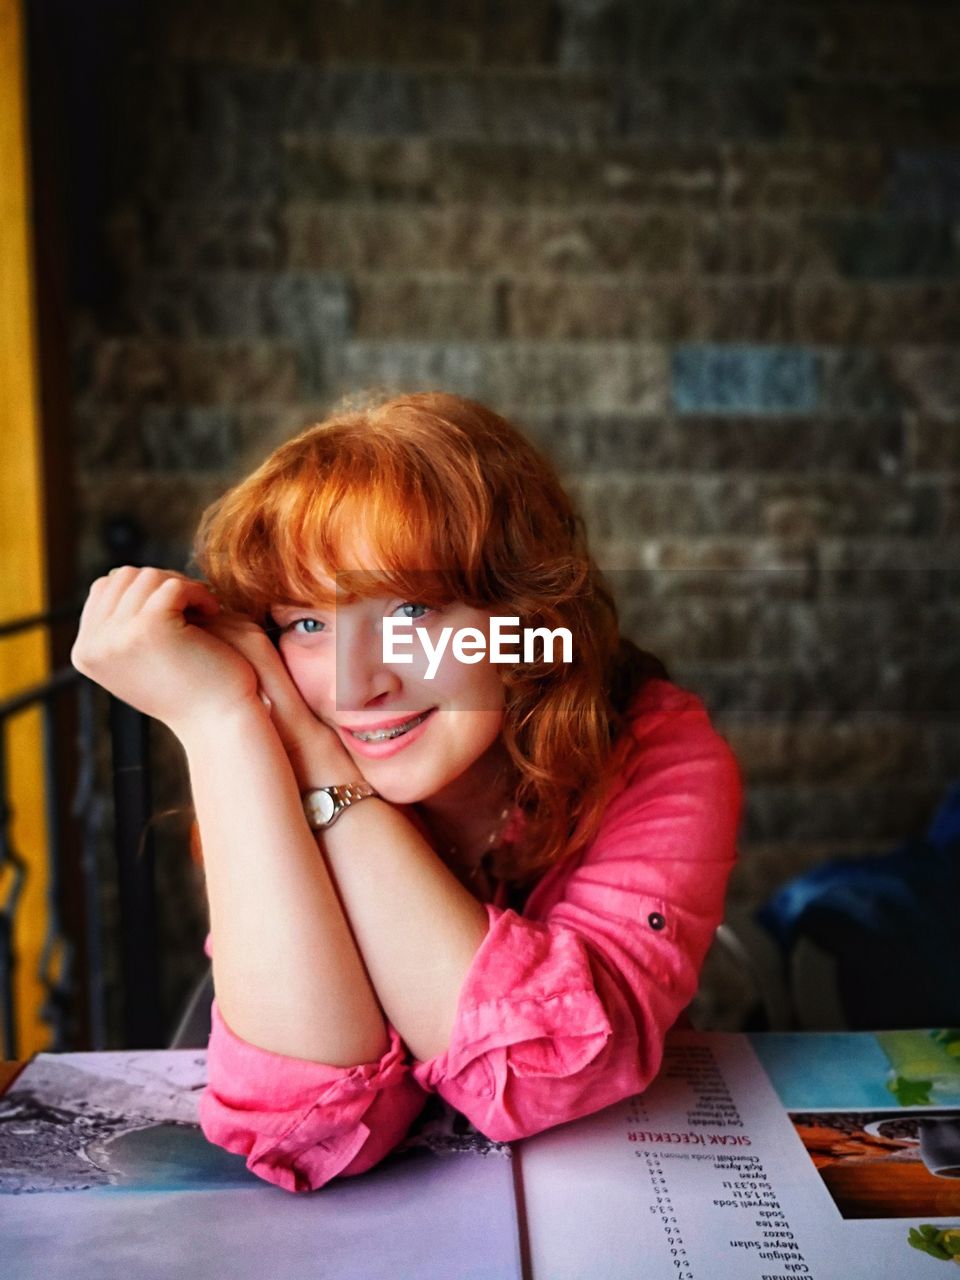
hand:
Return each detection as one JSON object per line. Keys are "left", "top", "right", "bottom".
{"left": 197, "top": 611, "right": 359, "bottom": 788}
{"left": 71, "top": 567, "right": 261, "bottom": 736}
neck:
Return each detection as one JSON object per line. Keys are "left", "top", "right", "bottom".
{"left": 417, "top": 739, "right": 515, "bottom": 865}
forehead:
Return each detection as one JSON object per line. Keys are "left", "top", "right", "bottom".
{"left": 279, "top": 531, "right": 411, "bottom": 599}
{"left": 269, "top": 582, "right": 357, "bottom": 612}
{"left": 265, "top": 518, "right": 463, "bottom": 614}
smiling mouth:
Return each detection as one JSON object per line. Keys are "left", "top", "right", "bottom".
{"left": 347, "top": 710, "right": 433, "bottom": 743}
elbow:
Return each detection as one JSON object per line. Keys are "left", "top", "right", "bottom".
{"left": 435, "top": 1032, "right": 653, "bottom": 1148}
{"left": 467, "top": 1107, "right": 553, "bottom": 1145}
{"left": 198, "top": 1074, "right": 428, "bottom": 1194}
{"left": 452, "top": 1074, "right": 639, "bottom": 1147}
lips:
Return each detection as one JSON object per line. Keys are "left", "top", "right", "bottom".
{"left": 336, "top": 707, "right": 437, "bottom": 761}
{"left": 345, "top": 709, "right": 433, "bottom": 742}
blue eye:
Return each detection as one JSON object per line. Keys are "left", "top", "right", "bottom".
{"left": 290, "top": 617, "right": 325, "bottom": 634}
{"left": 395, "top": 602, "right": 430, "bottom": 620}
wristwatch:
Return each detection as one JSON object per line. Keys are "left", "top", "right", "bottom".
{"left": 302, "top": 782, "right": 380, "bottom": 830}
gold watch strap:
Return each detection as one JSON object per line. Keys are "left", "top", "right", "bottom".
{"left": 333, "top": 781, "right": 377, "bottom": 813}
{"left": 302, "top": 782, "right": 379, "bottom": 830}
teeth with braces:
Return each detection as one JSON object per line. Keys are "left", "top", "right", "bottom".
{"left": 352, "top": 711, "right": 431, "bottom": 742}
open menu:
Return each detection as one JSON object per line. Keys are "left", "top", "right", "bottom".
{"left": 2, "top": 1030, "right": 959, "bottom": 1278}
{"left": 522, "top": 1029, "right": 960, "bottom": 1278}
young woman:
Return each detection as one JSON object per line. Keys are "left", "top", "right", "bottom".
{"left": 71, "top": 392, "right": 742, "bottom": 1194}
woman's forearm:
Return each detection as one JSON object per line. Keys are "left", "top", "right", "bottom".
{"left": 178, "top": 701, "right": 389, "bottom": 1067}
{"left": 180, "top": 695, "right": 490, "bottom": 1067}
{"left": 318, "top": 802, "right": 491, "bottom": 1063}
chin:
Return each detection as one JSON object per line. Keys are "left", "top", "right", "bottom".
{"left": 345, "top": 759, "right": 431, "bottom": 806}
{"left": 367, "top": 777, "right": 435, "bottom": 807}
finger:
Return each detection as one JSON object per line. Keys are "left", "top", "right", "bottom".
{"left": 202, "top": 616, "right": 280, "bottom": 674}
{"left": 250, "top": 652, "right": 313, "bottom": 736}
{"left": 201, "top": 605, "right": 266, "bottom": 632}
{"left": 90, "top": 565, "right": 143, "bottom": 619}
{"left": 198, "top": 613, "right": 267, "bottom": 648}
{"left": 205, "top": 619, "right": 303, "bottom": 718}
{"left": 107, "top": 567, "right": 179, "bottom": 622}
{"left": 144, "top": 574, "right": 222, "bottom": 623}
{"left": 95, "top": 566, "right": 203, "bottom": 623}
{"left": 168, "top": 572, "right": 225, "bottom": 620}
{"left": 73, "top": 566, "right": 154, "bottom": 671}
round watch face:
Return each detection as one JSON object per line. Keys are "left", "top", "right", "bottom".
{"left": 307, "top": 789, "right": 337, "bottom": 826}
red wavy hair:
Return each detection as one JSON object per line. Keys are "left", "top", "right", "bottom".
{"left": 193, "top": 392, "right": 665, "bottom": 883}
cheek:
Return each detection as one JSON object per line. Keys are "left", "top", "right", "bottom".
{"left": 445, "top": 708, "right": 505, "bottom": 762}
{"left": 278, "top": 646, "right": 330, "bottom": 708}
{"left": 467, "top": 661, "right": 507, "bottom": 712}
{"left": 476, "top": 707, "right": 506, "bottom": 752}
{"left": 428, "top": 649, "right": 506, "bottom": 709}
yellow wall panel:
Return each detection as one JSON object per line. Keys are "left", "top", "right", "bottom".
{"left": 0, "top": 0, "right": 53, "bottom": 1058}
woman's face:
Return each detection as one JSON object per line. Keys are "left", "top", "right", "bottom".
{"left": 270, "top": 584, "right": 506, "bottom": 807}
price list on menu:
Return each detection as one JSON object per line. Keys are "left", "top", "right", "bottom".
{"left": 519, "top": 1033, "right": 857, "bottom": 1280}
{"left": 621, "top": 1041, "right": 814, "bottom": 1279}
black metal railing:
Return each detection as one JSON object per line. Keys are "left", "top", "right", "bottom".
{"left": 0, "top": 610, "right": 82, "bottom": 1058}
{"left": 0, "top": 604, "right": 163, "bottom": 1058}
{"left": 108, "top": 695, "right": 162, "bottom": 1049}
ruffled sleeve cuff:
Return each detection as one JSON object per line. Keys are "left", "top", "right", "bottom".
{"left": 200, "top": 998, "right": 426, "bottom": 1193}
{"left": 411, "top": 905, "right": 620, "bottom": 1139}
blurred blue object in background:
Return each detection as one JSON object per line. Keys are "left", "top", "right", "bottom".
{"left": 757, "top": 783, "right": 960, "bottom": 1030}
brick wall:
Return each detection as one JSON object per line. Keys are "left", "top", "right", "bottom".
{"left": 69, "top": 0, "right": 960, "bottom": 1028}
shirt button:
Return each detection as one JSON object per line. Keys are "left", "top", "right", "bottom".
{"left": 647, "top": 912, "right": 666, "bottom": 931}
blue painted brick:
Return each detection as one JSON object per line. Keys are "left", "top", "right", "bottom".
{"left": 672, "top": 345, "right": 820, "bottom": 414}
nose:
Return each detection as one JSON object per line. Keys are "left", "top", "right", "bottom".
{"left": 332, "top": 616, "right": 404, "bottom": 710}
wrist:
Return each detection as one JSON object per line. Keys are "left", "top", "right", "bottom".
{"left": 285, "top": 729, "right": 359, "bottom": 792}
{"left": 302, "top": 781, "right": 381, "bottom": 831}
{"left": 172, "top": 695, "right": 273, "bottom": 753}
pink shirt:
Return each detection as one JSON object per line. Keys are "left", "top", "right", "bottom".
{"left": 199, "top": 678, "right": 743, "bottom": 1193}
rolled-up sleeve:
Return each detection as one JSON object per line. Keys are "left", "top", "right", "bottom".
{"left": 199, "top": 951, "right": 427, "bottom": 1193}
{"left": 412, "top": 683, "right": 742, "bottom": 1144}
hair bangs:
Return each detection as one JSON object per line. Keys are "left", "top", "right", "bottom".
{"left": 196, "top": 419, "right": 489, "bottom": 620}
